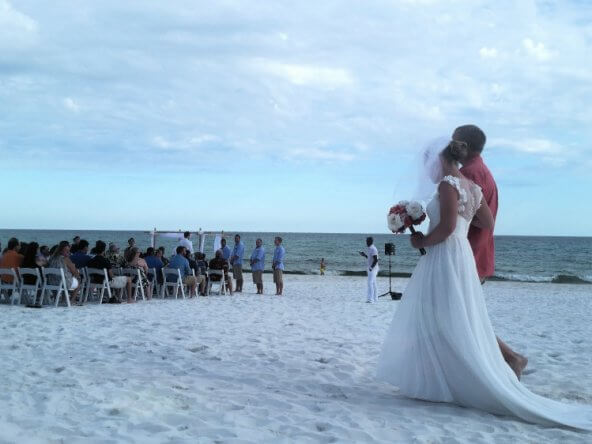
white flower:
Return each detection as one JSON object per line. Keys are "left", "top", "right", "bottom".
{"left": 387, "top": 213, "right": 404, "bottom": 232}
{"left": 406, "top": 201, "right": 425, "bottom": 220}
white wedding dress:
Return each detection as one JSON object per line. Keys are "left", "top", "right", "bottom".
{"left": 377, "top": 175, "right": 592, "bottom": 430}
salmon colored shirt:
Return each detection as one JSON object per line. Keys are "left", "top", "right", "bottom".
{"left": 460, "top": 156, "right": 498, "bottom": 278}
{"left": 0, "top": 250, "right": 24, "bottom": 283}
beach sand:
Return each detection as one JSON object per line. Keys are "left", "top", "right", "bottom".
{"left": 0, "top": 276, "right": 590, "bottom": 443}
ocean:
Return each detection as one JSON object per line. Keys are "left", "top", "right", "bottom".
{"left": 1, "top": 230, "right": 590, "bottom": 285}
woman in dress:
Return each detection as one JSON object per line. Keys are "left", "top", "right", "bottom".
{"left": 377, "top": 139, "right": 592, "bottom": 430}
{"left": 48, "top": 241, "right": 81, "bottom": 305}
{"left": 125, "top": 247, "right": 152, "bottom": 300}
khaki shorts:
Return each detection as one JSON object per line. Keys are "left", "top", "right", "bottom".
{"left": 233, "top": 264, "right": 243, "bottom": 280}
{"left": 183, "top": 276, "right": 197, "bottom": 286}
{"left": 252, "top": 270, "right": 263, "bottom": 284}
{"left": 273, "top": 269, "right": 283, "bottom": 284}
{"left": 110, "top": 276, "right": 128, "bottom": 289}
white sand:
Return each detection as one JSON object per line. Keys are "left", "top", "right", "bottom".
{"left": 0, "top": 276, "right": 590, "bottom": 443}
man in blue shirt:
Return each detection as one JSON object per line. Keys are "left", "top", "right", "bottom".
{"left": 230, "top": 234, "right": 245, "bottom": 292}
{"left": 70, "top": 239, "right": 92, "bottom": 269}
{"left": 249, "top": 238, "right": 265, "bottom": 294}
{"left": 272, "top": 236, "right": 285, "bottom": 296}
{"left": 220, "top": 238, "right": 231, "bottom": 263}
{"left": 167, "top": 246, "right": 197, "bottom": 296}
{"left": 144, "top": 247, "right": 164, "bottom": 285}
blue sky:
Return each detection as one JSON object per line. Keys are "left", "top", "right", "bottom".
{"left": 1, "top": 0, "right": 591, "bottom": 236}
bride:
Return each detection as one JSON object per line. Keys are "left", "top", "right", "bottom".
{"left": 377, "top": 138, "right": 592, "bottom": 430}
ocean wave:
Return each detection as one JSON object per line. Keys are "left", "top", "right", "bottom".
{"left": 492, "top": 273, "right": 590, "bottom": 285}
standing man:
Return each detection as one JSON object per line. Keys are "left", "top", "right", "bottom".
{"left": 230, "top": 234, "right": 245, "bottom": 292}
{"left": 179, "top": 231, "right": 194, "bottom": 255}
{"left": 272, "top": 237, "right": 285, "bottom": 296}
{"left": 455, "top": 124, "right": 528, "bottom": 379}
{"left": 250, "top": 238, "right": 265, "bottom": 294}
{"left": 220, "top": 238, "right": 231, "bottom": 263}
{"left": 359, "top": 237, "right": 379, "bottom": 303}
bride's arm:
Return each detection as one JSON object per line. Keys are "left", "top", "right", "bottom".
{"left": 470, "top": 197, "right": 494, "bottom": 230}
{"left": 413, "top": 183, "right": 458, "bottom": 248}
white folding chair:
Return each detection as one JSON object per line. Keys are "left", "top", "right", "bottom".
{"left": 147, "top": 268, "right": 161, "bottom": 298}
{"left": 40, "top": 267, "right": 72, "bottom": 307}
{"left": 0, "top": 268, "right": 20, "bottom": 304}
{"left": 207, "top": 270, "right": 225, "bottom": 295}
{"left": 18, "top": 267, "right": 42, "bottom": 305}
{"left": 121, "top": 268, "right": 146, "bottom": 301}
{"left": 83, "top": 268, "right": 112, "bottom": 304}
{"left": 161, "top": 268, "right": 185, "bottom": 299}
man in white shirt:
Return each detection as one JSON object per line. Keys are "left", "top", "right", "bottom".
{"left": 179, "top": 231, "right": 194, "bottom": 255}
{"left": 359, "top": 237, "right": 379, "bottom": 303}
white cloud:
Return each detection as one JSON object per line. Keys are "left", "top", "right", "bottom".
{"left": 284, "top": 147, "right": 354, "bottom": 162}
{"left": 253, "top": 59, "right": 354, "bottom": 89}
{"left": 491, "top": 138, "right": 562, "bottom": 155}
{"left": 479, "top": 47, "right": 498, "bottom": 59}
{"left": 0, "top": 0, "right": 37, "bottom": 48}
{"left": 62, "top": 97, "right": 80, "bottom": 112}
{"left": 522, "top": 38, "right": 555, "bottom": 61}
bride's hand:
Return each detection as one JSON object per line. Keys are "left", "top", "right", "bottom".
{"left": 410, "top": 232, "right": 425, "bottom": 249}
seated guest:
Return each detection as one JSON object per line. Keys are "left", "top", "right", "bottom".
{"left": 21, "top": 242, "right": 43, "bottom": 286}
{"left": 184, "top": 249, "right": 205, "bottom": 293}
{"left": 106, "top": 243, "right": 124, "bottom": 267}
{"left": 125, "top": 247, "right": 152, "bottom": 300}
{"left": 72, "top": 236, "right": 81, "bottom": 253}
{"left": 209, "top": 249, "right": 233, "bottom": 295}
{"left": 87, "top": 241, "right": 133, "bottom": 303}
{"left": 48, "top": 241, "right": 81, "bottom": 305}
{"left": 144, "top": 247, "right": 164, "bottom": 285}
{"left": 167, "top": 246, "right": 197, "bottom": 296}
{"left": 70, "top": 239, "right": 92, "bottom": 269}
{"left": 124, "top": 237, "right": 136, "bottom": 259}
{"left": 0, "top": 238, "right": 23, "bottom": 284}
{"left": 158, "top": 246, "right": 169, "bottom": 266}
{"left": 194, "top": 252, "right": 208, "bottom": 295}
{"left": 38, "top": 245, "right": 50, "bottom": 266}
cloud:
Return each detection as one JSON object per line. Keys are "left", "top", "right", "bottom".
{"left": 490, "top": 138, "right": 562, "bottom": 155}
{"left": 252, "top": 59, "right": 354, "bottom": 89}
{"left": 62, "top": 97, "right": 80, "bottom": 112}
{"left": 522, "top": 38, "right": 555, "bottom": 61}
{"left": 479, "top": 47, "right": 498, "bottom": 59}
{"left": 0, "top": 0, "right": 37, "bottom": 48}
{"left": 283, "top": 147, "right": 355, "bottom": 162}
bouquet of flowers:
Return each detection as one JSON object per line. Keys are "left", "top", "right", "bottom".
{"left": 387, "top": 200, "right": 427, "bottom": 255}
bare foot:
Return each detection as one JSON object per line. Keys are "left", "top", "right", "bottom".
{"left": 509, "top": 354, "right": 528, "bottom": 380}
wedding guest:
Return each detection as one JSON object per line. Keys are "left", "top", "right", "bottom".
{"left": 48, "top": 241, "right": 81, "bottom": 304}
{"left": 19, "top": 242, "right": 29, "bottom": 255}
{"left": 455, "top": 124, "right": 528, "bottom": 378}
{"left": 87, "top": 241, "right": 133, "bottom": 303}
{"left": 106, "top": 243, "right": 124, "bottom": 267}
{"left": 144, "top": 247, "right": 164, "bottom": 285}
{"left": 124, "top": 237, "right": 135, "bottom": 258}
{"left": 179, "top": 231, "right": 194, "bottom": 255}
{"left": 320, "top": 258, "right": 326, "bottom": 276}
{"left": 184, "top": 249, "right": 205, "bottom": 291}
{"left": 272, "top": 237, "right": 285, "bottom": 296}
{"left": 70, "top": 239, "right": 92, "bottom": 269}
{"left": 359, "top": 237, "right": 379, "bottom": 303}
{"left": 158, "top": 246, "right": 169, "bottom": 266}
{"left": 125, "top": 247, "right": 152, "bottom": 299}
{"left": 0, "top": 238, "right": 23, "bottom": 284}
{"left": 71, "top": 236, "right": 81, "bottom": 253}
{"left": 38, "top": 245, "right": 50, "bottom": 266}
{"left": 250, "top": 239, "right": 265, "bottom": 294}
{"left": 21, "top": 242, "right": 43, "bottom": 286}
{"left": 220, "top": 238, "right": 231, "bottom": 262}
{"left": 209, "top": 249, "right": 233, "bottom": 295}
{"left": 230, "top": 234, "right": 245, "bottom": 292}
{"left": 195, "top": 252, "right": 208, "bottom": 295}
{"left": 167, "top": 246, "right": 197, "bottom": 296}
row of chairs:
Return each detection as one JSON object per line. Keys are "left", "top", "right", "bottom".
{"left": 0, "top": 266, "right": 229, "bottom": 307}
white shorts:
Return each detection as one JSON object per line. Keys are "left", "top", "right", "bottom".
{"left": 70, "top": 277, "right": 79, "bottom": 290}
{"left": 110, "top": 276, "right": 128, "bottom": 289}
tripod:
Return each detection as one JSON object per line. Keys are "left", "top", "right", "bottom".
{"left": 378, "top": 253, "right": 402, "bottom": 300}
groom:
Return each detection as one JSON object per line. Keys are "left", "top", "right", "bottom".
{"left": 454, "top": 124, "right": 528, "bottom": 379}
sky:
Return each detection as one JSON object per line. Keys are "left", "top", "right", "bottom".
{"left": 1, "top": 0, "right": 591, "bottom": 236}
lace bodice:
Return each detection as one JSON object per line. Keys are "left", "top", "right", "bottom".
{"left": 427, "top": 175, "right": 483, "bottom": 236}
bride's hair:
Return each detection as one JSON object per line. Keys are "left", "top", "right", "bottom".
{"left": 442, "top": 140, "right": 468, "bottom": 163}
